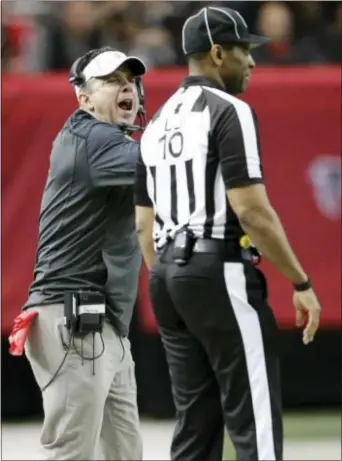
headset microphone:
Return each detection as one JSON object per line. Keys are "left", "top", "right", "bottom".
{"left": 118, "top": 76, "right": 147, "bottom": 134}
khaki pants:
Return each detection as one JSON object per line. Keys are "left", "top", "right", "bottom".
{"left": 24, "top": 305, "right": 143, "bottom": 460}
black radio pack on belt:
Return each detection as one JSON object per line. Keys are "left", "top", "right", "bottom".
{"left": 173, "top": 228, "right": 196, "bottom": 266}
{"left": 64, "top": 291, "right": 106, "bottom": 335}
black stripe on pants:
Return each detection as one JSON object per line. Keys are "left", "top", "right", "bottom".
{"left": 149, "top": 249, "right": 283, "bottom": 461}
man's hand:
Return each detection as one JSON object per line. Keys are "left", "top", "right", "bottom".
{"left": 293, "top": 289, "right": 321, "bottom": 345}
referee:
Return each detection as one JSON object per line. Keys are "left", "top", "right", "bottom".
{"left": 135, "top": 6, "right": 321, "bottom": 461}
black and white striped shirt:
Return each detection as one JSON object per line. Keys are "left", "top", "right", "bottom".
{"left": 135, "top": 76, "right": 263, "bottom": 248}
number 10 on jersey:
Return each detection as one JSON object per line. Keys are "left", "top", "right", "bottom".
{"left": 158, "top": 130, "right": 184, "bottom": 159}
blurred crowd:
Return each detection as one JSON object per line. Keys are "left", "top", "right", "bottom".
{"left": 2, "top": 1, "right": 341, "bottom": 73}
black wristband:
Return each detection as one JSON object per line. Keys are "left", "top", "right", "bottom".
{"left": 293, "top": 278, "right": 312, "bottom": 292}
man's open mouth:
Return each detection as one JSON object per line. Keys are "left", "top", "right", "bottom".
{"left": 118, "top": 99, "right": 133, "bottom": 111}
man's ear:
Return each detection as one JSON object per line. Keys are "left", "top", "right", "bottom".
{"left": 79, "top": 92, "right": 94, "bottom": 112}
{"left": 210, "top": 44, "right": 224, "bottom": 67}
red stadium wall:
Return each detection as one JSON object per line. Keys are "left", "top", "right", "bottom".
{"left": 2, "top": 67, "right": 341, "bottom": 334}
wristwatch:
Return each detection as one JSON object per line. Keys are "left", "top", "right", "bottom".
{"left": 293, "top": 278, "right": 312, "bottom": 292}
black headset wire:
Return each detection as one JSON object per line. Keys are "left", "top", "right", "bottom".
{"left": 40, "top": 330, "right": 106, "bottom": 392}
{"left": 40, "top": 333, "right": 73, "bottom": 393}
{"left": 72, "top": 333, "right": 105, "bottom": 375}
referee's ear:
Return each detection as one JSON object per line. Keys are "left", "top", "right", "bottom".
{"left": 210, "top": 45, "right": 225, "bottom": 67}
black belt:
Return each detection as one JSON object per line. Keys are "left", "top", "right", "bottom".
{"left": 192, "top": 238, "right": 236, "bottom": 253}
{"left": 159, "top": 238, "right": 242, "bottom": 261}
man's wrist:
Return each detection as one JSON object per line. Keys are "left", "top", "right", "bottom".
{"left": 293, "top": 278, "right": 312, "bottom": 292}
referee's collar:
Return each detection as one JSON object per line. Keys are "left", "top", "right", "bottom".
{"left": 180, "top": 75, "right": 225, "bottom": 91}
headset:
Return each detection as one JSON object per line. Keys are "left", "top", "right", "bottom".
{"left": 69, "top": 56, "right": 147, "bottom": 135}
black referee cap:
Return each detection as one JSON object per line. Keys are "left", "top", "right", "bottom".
{"left": 182, "top": 6, "right": 269, "bottom": 55}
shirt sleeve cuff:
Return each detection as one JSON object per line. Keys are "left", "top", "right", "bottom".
{"left": 224, "top": 177, "right": 264, "bottom": 189}
{"left": 134, "top": 195, "right": 153, "bottom": 207}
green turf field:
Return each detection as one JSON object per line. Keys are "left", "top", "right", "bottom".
{"left": 223, "top": 411, "right": 341, "bottom": 460}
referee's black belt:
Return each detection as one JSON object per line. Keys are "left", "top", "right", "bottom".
{"left": 159, "top": 238, "right": 243, "bottom": 261}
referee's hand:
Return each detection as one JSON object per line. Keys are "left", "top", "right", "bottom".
{"left": 293, "top": 289, "right": 321, "bottom": 345}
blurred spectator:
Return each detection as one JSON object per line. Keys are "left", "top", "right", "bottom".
{"left": 252, "top": 2, "right": 327, "bottom": 65}
{"left": 160, "top": 1, "right": 205, "bottom": 65}
{"left": 1, "top": 17, "right": 30, "bottom": 72}
{"left": 143, "top": 1, "right": 177, "bottom": 27}
{"left": 293, "top": 1, "right": 328, "bottom": 38}
{"left": 130, "top": 27, "right": 177, "bottom": 69}
{"left": 0, "top": 1, "right": 56, "bottom": 72}
{"left": 316, "top": 2, "right": 342, "bottom": 64}
{"left": 41, "top": 1, "right": 102, "bottom": 71}
{"left": 95, "top": 2, "right": 143, "bottom": 55}
{"left": 2, "top": 21, "right": 12, "bottom": 71}
{"left": 1, "top": 0, "right": 339, "bottom": 73}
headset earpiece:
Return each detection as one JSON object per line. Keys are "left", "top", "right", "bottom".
{"left": 118, "top": 77, "right": 147, "bottom": 134}
{"left": 69, "top": 57, "right": 85, "bottom": 87}
{"left": 135, "top": 77, "right": 145, "bottom": 113}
